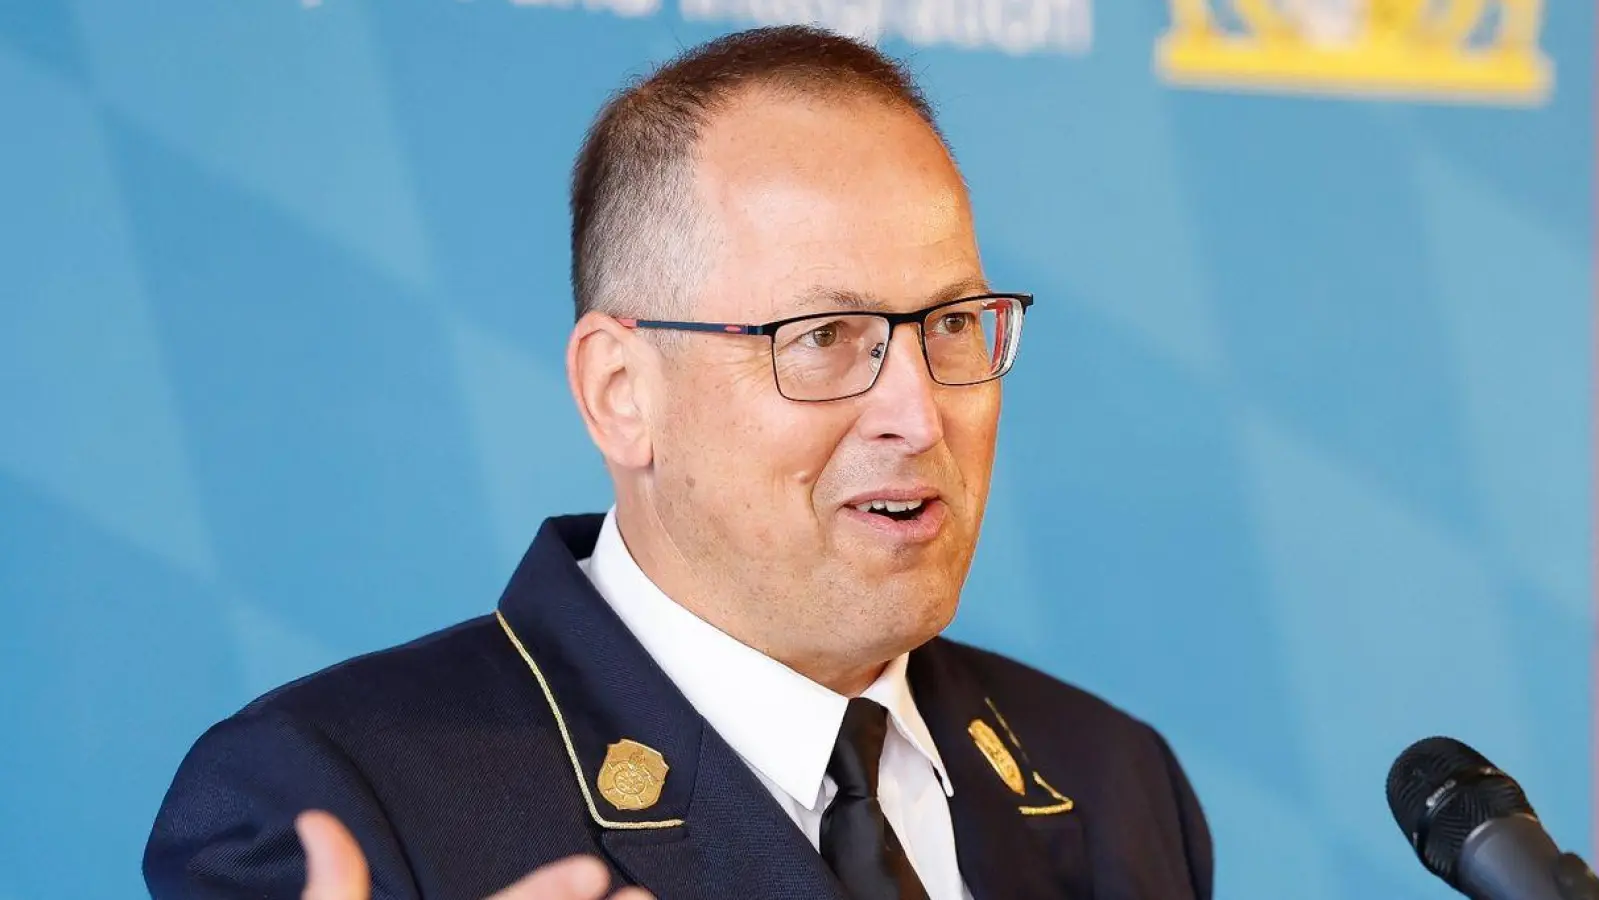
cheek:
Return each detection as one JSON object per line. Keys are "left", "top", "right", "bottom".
{"left": 729, "top": 416, "right": 850, "bottom": 529}
{"left": 664, "top": 380, "right": 840, "bottom": 508}
{"left": 767, "top": 416, "right": 840, "bottom": 499}
{"left": 943, "top": 393, "right": 1000, "bottom": 490}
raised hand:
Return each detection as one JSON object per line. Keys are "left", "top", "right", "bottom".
{"left": 295, "top": 811, "right": 655, "bottom": 900}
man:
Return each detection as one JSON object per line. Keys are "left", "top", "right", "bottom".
{"left": 145, "top": 26, "right": 1213, "bottom": 900}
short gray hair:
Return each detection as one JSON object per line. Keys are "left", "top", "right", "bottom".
{"left": 568, "top": 26, "right": 946, "bottom": 322}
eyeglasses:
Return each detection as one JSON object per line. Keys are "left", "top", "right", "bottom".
{"left": 616, "top": 293, "right": 1032, "bottom": 402}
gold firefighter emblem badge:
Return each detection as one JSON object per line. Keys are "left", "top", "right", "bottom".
{"left": 968, "top": 719, "right": 1026, "bottom": 796}
{"left": 597, "top": 739, "right": 669, "bottom": 811}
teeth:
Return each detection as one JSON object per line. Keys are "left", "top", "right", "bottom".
{"left": 854, "top": 498, "right": 926, "bottom": 513}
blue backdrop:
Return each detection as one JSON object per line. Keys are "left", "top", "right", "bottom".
{"left": 1, "top": 2, "right": 1592, "bottom": 898}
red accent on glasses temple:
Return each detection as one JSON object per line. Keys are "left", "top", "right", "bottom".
{"left": 723, "top": 325, "right": 743, "bottom": 333}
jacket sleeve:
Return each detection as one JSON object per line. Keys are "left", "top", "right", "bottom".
{"left": 144, "top": 706, "right": 420, "bottom": 900}
{"left": 1151, "top": 728, "right": 1215, "bottom": 900}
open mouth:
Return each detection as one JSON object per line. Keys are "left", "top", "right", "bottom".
{"left": 851, "top": 498, "right": 930, "bottom": 522}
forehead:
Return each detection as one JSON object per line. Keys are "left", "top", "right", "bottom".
{"left": 690, "top": 90, "right": 982, "bottom": 321}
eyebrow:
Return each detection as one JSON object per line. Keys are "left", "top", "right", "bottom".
{"left": 786, "top": 276, "right": 993, "bottom": 315}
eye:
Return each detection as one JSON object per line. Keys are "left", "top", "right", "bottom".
{"left": 935, "top": 311, "right": 977, "bottom": 334}
{"left": 801, "top": 322, "right": 840, "bottom": 348}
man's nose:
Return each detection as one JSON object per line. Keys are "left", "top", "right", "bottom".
{"left": 854, "top": 324, "right": 944, "bottom": 453}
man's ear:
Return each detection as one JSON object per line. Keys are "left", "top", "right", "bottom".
{"left": 567, "top": 312, "right": 654, "bottom": 471}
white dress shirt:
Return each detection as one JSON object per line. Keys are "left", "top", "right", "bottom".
{"left": 578, "top": 509, "right": 973, "bottom": 900}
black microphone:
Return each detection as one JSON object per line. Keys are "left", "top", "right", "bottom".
{"left": 1386, "top": 736, "right": 1599, "bottom": 900}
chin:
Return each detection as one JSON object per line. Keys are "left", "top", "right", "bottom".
{"left": 920, "top": 595, "right": 961, "bottom": 641}
{"left": 828, "top": 564, "right": 964, "bottom": 648}
{"left": 874, "top": 591, "right": 960, "bottom": 653}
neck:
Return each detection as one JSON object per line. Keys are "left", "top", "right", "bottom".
{"left": 734, "top": 636, "right": 894, "bottom": 698}
{"left": 801, "top": 658, "right": 889, "bottom": 698}
{"left": 612, "top": 500, "right": 892, "bottom": 697}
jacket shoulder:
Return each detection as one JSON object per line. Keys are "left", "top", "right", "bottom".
{"left": 189, "top": 610, "right": 569, "bottom": 831}
{"left": 238, "top": 614, "right": 525, "bottom": 730}
{"left": 930, "top": 637, "right": 1215, "bottom": 899}
{"left": 147, "top": 613, "right": 592, "bottom": 899}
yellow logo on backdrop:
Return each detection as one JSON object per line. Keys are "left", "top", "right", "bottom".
{"left": 1156, "top": 0, "right": 1552, "bottom": 105}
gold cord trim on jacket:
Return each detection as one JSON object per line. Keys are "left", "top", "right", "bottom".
{"left": 984, "top": 696, "right": 1075, "bottom": 816}
{"left": 984, "top": 697, "right": 1026, "bottom": 756}
{"left": 495, "top": 610, "right": 685, "bottom": 830}
{"left": 1019, "top": 771, "right": 1075, "bottom": 816}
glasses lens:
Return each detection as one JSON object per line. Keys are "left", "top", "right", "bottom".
{"left": 772, "top": 314, "right": 892, "bottom": 401}
{"left": 924, "top": 296, "right": 1022, "bottom": 386}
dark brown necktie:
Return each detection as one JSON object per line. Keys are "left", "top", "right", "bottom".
{"left": 819, "top": 698, "right": 932, "bottom": 900}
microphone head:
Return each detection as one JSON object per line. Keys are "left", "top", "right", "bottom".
{"left": 1386, "top": 736, "right": 1536, "bottom": 885}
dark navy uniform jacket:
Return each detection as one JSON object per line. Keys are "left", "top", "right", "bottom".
{"left": 145, "top": 514, "right": 1213, "bottom": 900}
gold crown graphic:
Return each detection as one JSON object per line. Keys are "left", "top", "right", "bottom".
{"left": 1157, "top": 0, "right": 1552, "bottom": 105}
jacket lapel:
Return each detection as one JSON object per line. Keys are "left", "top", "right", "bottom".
{"left": 909, "top": 641, "right": 1089, "bottom": 900}
{"left": 496, "top": 515, "right": 846, "bottom": 900}
{"left": 600, "top": 731, "right": 845, "bottom": 900}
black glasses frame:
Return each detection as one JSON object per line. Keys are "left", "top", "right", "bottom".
{"left": 616, "top": 292, "right": 1034, "bottom": 402}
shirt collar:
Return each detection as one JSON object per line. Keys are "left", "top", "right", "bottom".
{"left": 580, "top": 508, "right": 953, "bottom": 811}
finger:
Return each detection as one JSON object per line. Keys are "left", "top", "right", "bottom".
{"left": 612, "top": 888, "right": 657, "bottom": 900}
{"left": 296, "top": 810, "right": 371, "bottom": 900}
{"left": 487, "top": 855, "right": 612, "bottom": 900}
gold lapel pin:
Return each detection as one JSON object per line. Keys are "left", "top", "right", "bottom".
{"left": 597, "top": 738, "right": 669, "bottom": 811}
{"left": 967, "top": 719, "right": 1027, "bottom": 796}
